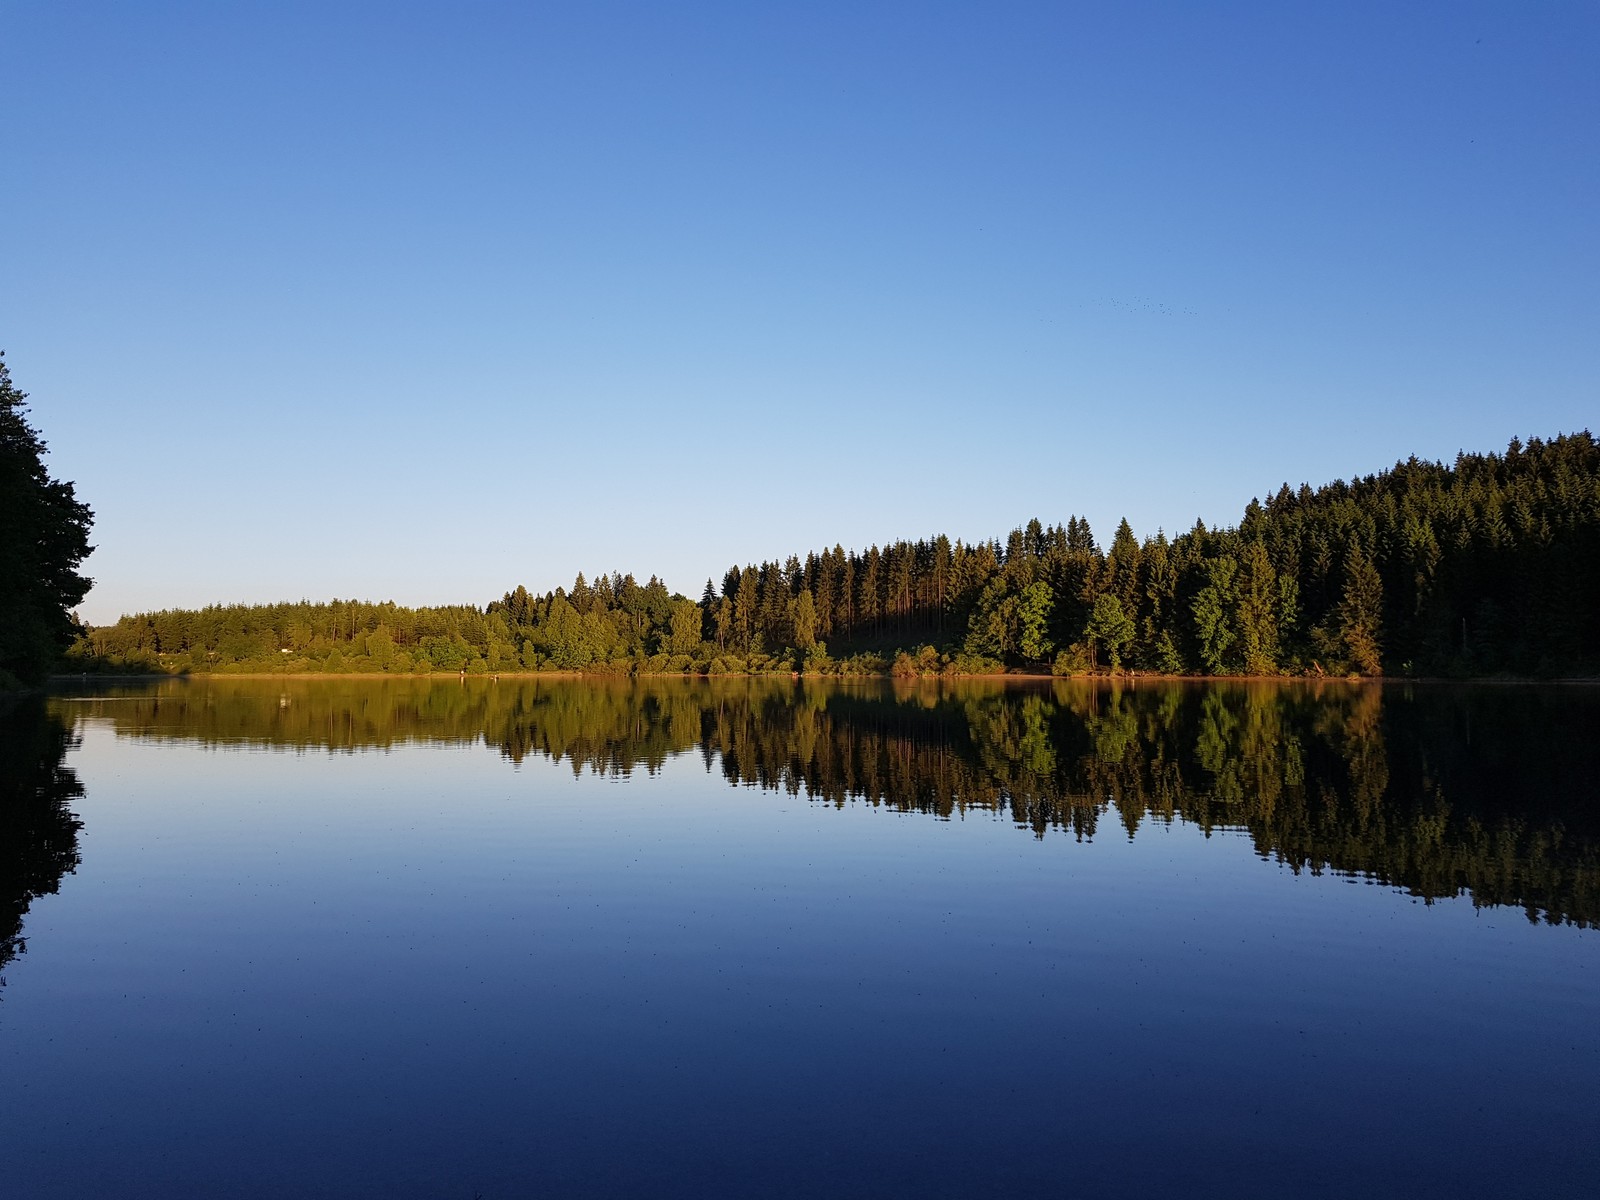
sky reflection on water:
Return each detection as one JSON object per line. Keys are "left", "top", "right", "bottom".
{"left": 1, "top": 679, "right": 1595, "bottom": 1198}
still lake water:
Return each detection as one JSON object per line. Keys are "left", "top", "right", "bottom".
{"left": 2, "top": 677, "right": 1596, "bottom": 1198}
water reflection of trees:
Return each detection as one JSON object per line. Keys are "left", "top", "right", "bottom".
{"left": 64, "top": 677, "right": 1600, "bottom": 927}
{"left": 0, "top": 697, "right": 84, "bottom": 992}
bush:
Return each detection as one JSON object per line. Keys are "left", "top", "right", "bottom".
{"left": 837, "top": 652, "right": 888, "bottom": 675}
{"left": 802, "top": 643, "right": 834, "bottom": 674}
{"left": 945, "top": 651, "right": 1002, "bottom": 676}
{"left": 1052, "top": 645, "right": 1092, "bottom": 676}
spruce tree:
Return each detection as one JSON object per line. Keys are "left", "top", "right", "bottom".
{"left": 0, "top": 355, "right": 94, "bottom": 687}
{"left": 1338, "top": 544, "right": 1385, "bottom": 674}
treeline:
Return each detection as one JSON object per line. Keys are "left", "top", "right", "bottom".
{"left": 72, "top": 432, "right": 1600, "bottom": 677}
{"left": 61, "top": 677, "right": 1600, "bottom": 925}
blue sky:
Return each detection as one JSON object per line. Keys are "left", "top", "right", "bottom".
{"left": 4, "top": 1, "right": 1595, "bottom": 623}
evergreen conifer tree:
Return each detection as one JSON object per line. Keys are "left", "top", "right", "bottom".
{"left": 0, "top": 355, "right": 94, "bottom": 686}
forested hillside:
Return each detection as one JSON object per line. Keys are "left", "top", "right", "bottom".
{"left": 72, "top": 432, "right": 1600, "bottom": 677}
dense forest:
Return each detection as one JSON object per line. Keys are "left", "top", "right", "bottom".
{"left": 72, "top": 431, "right": 1599, "bottom": 678}
{"left": 59, "top": 677, "right": 1600, "bottom": 927}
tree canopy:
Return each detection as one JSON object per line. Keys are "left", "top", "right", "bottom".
{"left": 72, "top": 430, "right": 1600, "bottom": 679}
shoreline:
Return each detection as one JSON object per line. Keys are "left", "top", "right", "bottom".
{"left": 45, "top": 670, "right": 1600, "bottom": 686}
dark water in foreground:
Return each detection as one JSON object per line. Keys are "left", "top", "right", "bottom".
{"left": 2, "top": 677, "right": 1596, "bottom": 1198}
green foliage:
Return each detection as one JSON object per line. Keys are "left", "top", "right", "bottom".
{"left": 792, "top": 590, "right": 818, "bottom": 651}
{"left": 1017, "top": 582, "right": 1055, "bottom": 662}
{"left": 1337, "top": 543, "right": 1384, "bottom": 675}
{"left": 891, "top": 645, "right": 943, "bottom": 678}
{"left": 1152, "top": 630, "right": 1184, "bottom": 675}
{"left": 1235, "top": 540, "right": 1280, "bottom": 675}
{"left": 1084, "top": 594, "right": 1135, "bottom": 670}
{"left": 67, "top": 431, "right": 1600, "bottom": 680}
{"left": 801, "top": 642, "right": 833, "bottom": 674}
{"left": 963, "top": 577, "right": 1019, "bottom": 660}
{"left": 666, "top": 599, "right": 703, "bottom": 657}
{"left": 1051, "top": 647, "right": 1089, "bottom": 676}
{"left": 1192, "top": 556, "right": 1238, "bottom": 674}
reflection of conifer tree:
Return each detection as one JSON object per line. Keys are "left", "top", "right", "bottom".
{"left": 0, "top": 697, "right": 84, "bottom": 992}
{"left": 87, "top": 677, "right": 1600, "bottom": 925}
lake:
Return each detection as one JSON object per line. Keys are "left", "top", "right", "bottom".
{"left": 2, "top": 677, "right": 1596, "bottom": 1198}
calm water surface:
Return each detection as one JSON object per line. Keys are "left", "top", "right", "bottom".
{"left": 2, "top": 678, "right": 1596, "bottom": 1198}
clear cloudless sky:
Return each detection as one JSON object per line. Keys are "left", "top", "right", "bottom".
{"left": 3, "top": 1, "right": 1595, "bottom": 623}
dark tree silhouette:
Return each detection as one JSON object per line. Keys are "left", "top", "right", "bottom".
{"left": 0, "top": 353, "right": 94, "bottom": 687}
{"left": 0, "top": 696, "right": 84, "bottom": 992}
